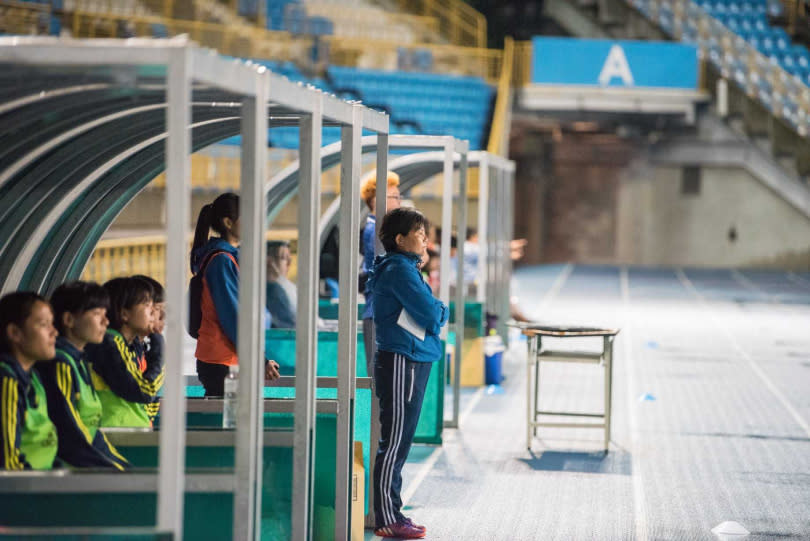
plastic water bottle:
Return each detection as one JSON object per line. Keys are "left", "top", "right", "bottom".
{"left": 222, "top": 365, "right": 239, "bottom": 429}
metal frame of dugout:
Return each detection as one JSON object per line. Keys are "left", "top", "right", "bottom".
{"left": 265, "top": 140, "right": 515, "bottom": 529}
{"left": 521, "top": 326, "right": 620, "bottom": 453}
{"left": 315, "top": 147, "right": 517, "bottom": 349}
{"left": 265, "top": 138, "right": 516, "bottom": 428}
{"left": 0, "top": 36, "right": 390, "bottom": 541}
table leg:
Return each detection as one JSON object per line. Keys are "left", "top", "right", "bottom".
{"left": 526, "top": 335, "right": 536, "bottom": 451}
{"left": 603, "top": 336, "right": 613, "bottom": 452}
{"left": 533, "top": 336, "right": 541, "bottom": 438}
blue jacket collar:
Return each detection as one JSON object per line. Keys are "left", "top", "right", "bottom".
{"left": 0, "top": 352, "right": 30, "bottom": 386}
{"left": 55, "top": 336, "right": 84, "bottom": 361}
{"left": 191, "top": 237, "right": 239, "bottom": 273}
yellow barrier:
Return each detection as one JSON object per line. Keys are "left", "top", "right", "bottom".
{"left": 513, "top": 40, "right": 532, "bottom": 88}
{"left": 69, "top": 10, "right": 309, "bottom": 62}
{"left": 487, "top": 37, "right": 513, "bottom": 157}
{"left": 81, "top": 235, "right": 170, "bottom": 285}
{"left": 0, "top": 0, "right": 50, "bottom": 35}
{"left": 148, "top": 152, "right": 343, "bottom": 193}
{"left": 303, "top": 3, "right": 440, "bottom": 44}
{"left": 392, "top": 0, "right": 486, "bottom": 49}
{"left": 66, "top": 7, "right": 502, "bottom": 83}
{"left": 81, "top": 230, "right": 299, "bottom": 285}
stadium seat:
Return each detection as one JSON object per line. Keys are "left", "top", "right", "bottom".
{"left": 217, "top": 63, "right": 493, "bottom": 149}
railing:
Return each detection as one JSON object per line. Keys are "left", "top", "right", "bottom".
{"left": 487, "top": 37, "right": 513, "bottom": 156}
{"left": 65, "top": 9, "right": 501, "bottom": 81}
{"left": 81, "top": 231, "right": 299, "bottom": 285}
{"left": 147, "top": 152, "right": 341, "bottom": 193}
{"left": 512, "top": 39, "right": 533, "bottom": 87}
{"left": 303, "top": 3, "right": 441, "bottom": 44}
{"left": 0, "top": 0, "right": 51, "bottom": 35}
{"left": 627, "top": 0, "right": 810, "bottom": 137}
{"left": 81, "top": 235, "right": 170, "bottom": 285}
{"left": 392, "top": 0, "right": 487, "bottom": 48}
{"left": 69, "top": 10, "right": 309, "bottom": 61}
{"left": 323, "top": 36, "right": 503, "bottom": 83}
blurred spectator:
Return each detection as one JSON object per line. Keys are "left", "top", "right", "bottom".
{"left": 266, "top": 240, "right": 296, "bottom": 329}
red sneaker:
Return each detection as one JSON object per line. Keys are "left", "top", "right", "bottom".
{"left": 404, "top": 517, "right": 426, "bottom": 533}
{"left": 374, "top": 520, "right": 426, "bottom": 539}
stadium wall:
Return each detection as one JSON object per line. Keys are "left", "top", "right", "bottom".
{"left": 513, "top": 133, "right": 810, "bottom": 271}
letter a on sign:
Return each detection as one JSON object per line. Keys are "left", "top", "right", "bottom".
{"left": 598, "top": 44, "right": 635, "bottom": 87}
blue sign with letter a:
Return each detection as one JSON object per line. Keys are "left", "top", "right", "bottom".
{"left": 531, "top": 37, "right": 698, "bottom": 89}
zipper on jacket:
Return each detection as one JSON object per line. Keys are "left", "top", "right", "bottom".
{"left": 408, "top": 365, "right": 415, "bottom": 402}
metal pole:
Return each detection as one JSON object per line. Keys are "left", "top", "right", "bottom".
{"left": 448, "top": 146, "right": 468, "bottom": 429}
{"left": 157, "top": 45, "right": 191, "bottom": 541}
{"left": 335, "top": 106, "right": 362, "bottom": 541}
{"left": 293, "top": 100, "right": 323, "bottom": 541}
{"left": 526, "top": 334, "right": 535, "bottom": 451}
{"left": 604, "top": 336, "right": 613, "bottom": 452}
{"left": 486, "top": 170, "right": 496, "bottom": 315}
{"left": 499, "top": 169, "right": 509, "bottom": 340}
{"left": 476, "top": 155, "right": 489, "bottom": 304}
{"left": 504, "top": 169, "right": 515, "bottom": 341}
{"left": 366, "top": 133, "right": 388, "bottom": 529}
{"left": 438, "top": 144, "right": 453, "bottom": 336}
{"left": 233, "top": 72, "right": 268, "bottom": 541}
{"left": 375, "top": 137, "right": 388, "bottom": 254}
{"left": 439, "top": 143, "right": 453, "bottom": 427}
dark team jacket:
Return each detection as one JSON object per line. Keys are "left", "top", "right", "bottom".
{"left": 36, "top": 338, "right": 130, "bottom": 469}
{"left": 0, "top": 353, "right": 58, "bottom": 470}
{"left": 85, "top": 330, "right": 164, "bottom": 426}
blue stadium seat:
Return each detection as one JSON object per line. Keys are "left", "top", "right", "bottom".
{"left": 228, "top": 63, "right": 495, "bottom": 149}
{"left": 793, "top": 46, "right": 810, "bottom": 69}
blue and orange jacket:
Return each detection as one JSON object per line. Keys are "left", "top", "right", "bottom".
{"left": 192, "top": 238, "right": 240, "bottom": 366}
{"left": 85, "top": 329, "right": 163, "bottom": 427}
{"left": 36, "top": 338, "right": 129, "bottom": 469}
{"left": 367, "top": 251, "right": 449, "bottom": 362}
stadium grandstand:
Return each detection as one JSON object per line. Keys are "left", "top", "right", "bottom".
{"left": 0, "top": 0, "right": 809, "bottom": 540}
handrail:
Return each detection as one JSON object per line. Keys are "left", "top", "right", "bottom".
{"left": 0, "top": 0, "right": 52, "bottom": 35}
{"left": 65, "top": 8, "right": 502, "bottom": 81}
{"left": 303, "top": 2, "right": 441, "bottom": 43}
{"left": 487, "top": 37, "right": 514, "bottom": 156}
{"left": 69, "top": 10, "right": 309, "bottom": 62}
{"left": 513, "top": 40, "right": 533, "bottom": 87}
{"left": 392, "top": 0, "right": 487, "bottom": 48}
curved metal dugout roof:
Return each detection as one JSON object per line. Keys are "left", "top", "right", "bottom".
{"left": 316, "top": 149, "right": 515, "bottom": 244}
{"left": 265, "top": 135, "right": 475, "bottom": 236}
{"left": 0, "top": 37, "right": 387, "bottom": 294}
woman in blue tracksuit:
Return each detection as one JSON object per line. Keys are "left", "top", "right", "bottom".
{"left": 366, "top": 207, "right": 448, "bottom": 539}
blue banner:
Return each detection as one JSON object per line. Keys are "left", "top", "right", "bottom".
{"left": 531, "top": 37, "right": 698, "bottom": 89}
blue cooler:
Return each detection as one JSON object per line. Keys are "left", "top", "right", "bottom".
{"left": 484, "top": 335, "right": 505, "bottom": 385}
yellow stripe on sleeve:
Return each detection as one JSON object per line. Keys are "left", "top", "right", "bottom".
{"left": 57, "top": 363, "right": 92, "bottom": 443}
{"left": 101, "top": 432, "right": 128, "bottom": 469}
{"left": 2, "top": 378, "right": 22, "bottom": 470}
{"left": 113, "top": 336, "right": 163, "bottom": 396}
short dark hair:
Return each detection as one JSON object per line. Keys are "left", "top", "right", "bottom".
{"left": 132, "top": 275, "right": 164, "bottom": 304}
{"left": 379, "top": 207, "right": 429, "bottom": 253}
{"left": 104, "top": 277, "right": 153, "bottom": 331}
{"left": 50, "top": 281, "right": 110, "bottom": 335}
{"left": 0, "top": 292, "right": 49, "bottom": 353}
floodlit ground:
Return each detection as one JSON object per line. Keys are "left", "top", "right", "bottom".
{"left": 380, "top": 265, "right": 810, "bottom": 540}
